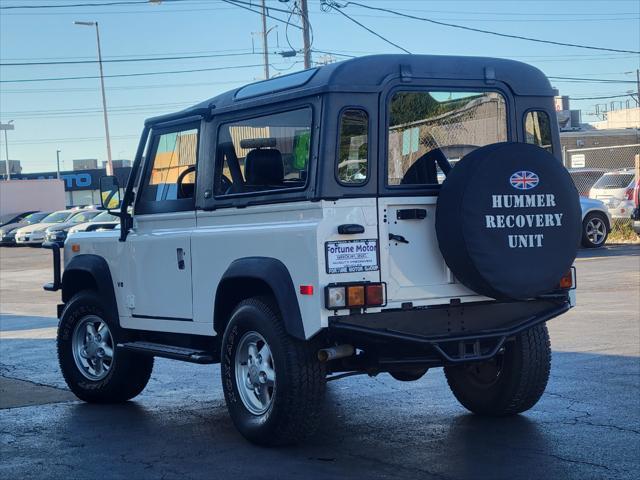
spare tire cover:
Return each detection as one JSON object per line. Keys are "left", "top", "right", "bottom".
{"left": 436, "top": 142, "right": 581, "bottom": 300}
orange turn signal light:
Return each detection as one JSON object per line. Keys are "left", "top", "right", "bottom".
{"left": 347, "top": 285, "right": 365, "bottom": 307}
{"left": 71, "top": 244, "right": 80, "bottom": 253}
{"left": 558, "top": 269, "right": 573, "bottom": 289}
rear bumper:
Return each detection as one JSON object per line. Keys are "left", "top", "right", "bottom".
{"left": 329, "top": 296, "right": 570, "bottom": 364}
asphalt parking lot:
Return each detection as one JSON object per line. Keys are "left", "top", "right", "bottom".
{"left": 1, "top": 245, "right": 639, "bottom": 479}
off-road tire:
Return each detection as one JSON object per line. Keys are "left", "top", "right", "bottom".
{"left": 221, "top": 296, "right": 326, "bottom": 446}
{"left": 57, "top": 290, "right": 154, "bottom": 403}
{"left": 581, "top": 212, "right": 609, "bottom": 248}
{"left": 444, "top": 324, "right": 551, "bottom": 416}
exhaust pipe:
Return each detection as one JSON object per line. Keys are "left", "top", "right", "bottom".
{"left": 318, "top": 344, "right": 355, "bottom": 362}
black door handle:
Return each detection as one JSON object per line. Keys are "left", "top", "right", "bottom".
{"left": 389, "top": 233, "right": 409, "bottom": 244}
{"left": 338, "top": 224, "right": 365, "bottom": 235}
{"left": 176, "top": 248, "right": 185, "bottom": 270}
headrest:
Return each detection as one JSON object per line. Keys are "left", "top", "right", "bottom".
{"left": 245, "top": 148, "right": 284, "bottom": 185}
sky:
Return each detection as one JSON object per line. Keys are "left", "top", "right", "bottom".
{"left": 1, "top": 0, "right": 638, "bottom": 173}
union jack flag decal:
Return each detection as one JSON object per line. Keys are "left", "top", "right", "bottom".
{"left": 510, "top": 170, "right": 539, "bottom": 190}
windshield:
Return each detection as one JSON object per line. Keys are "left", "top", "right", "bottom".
{"left": 92, "top": 211, "right": 117, "bottom": 222}
{"left": 24, "top": 212, "right": 49, "bottom": 224}
{"left": 593, "top": 173, "right": 634, "bottom": 189}
{"left": 70, "top": 211, "right": 100, "bottom": 224}
{"left": 42, "top": 211, "right": 74, "bottom": 223}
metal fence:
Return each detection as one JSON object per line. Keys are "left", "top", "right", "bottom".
{"left": 562, "top": 143, "right": 639, "bottom": 232}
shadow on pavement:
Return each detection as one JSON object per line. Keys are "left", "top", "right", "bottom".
{"left": 1, "top": 334, "right": 638, "bottom": 479}
{"left": 577, "top": 244, "right": 640, "bottom": 259}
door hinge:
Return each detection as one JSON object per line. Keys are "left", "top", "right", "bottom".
{"left": 127, "top": 295, "right": 135, "bottom": 309}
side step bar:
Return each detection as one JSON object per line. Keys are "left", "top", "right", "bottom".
{"left": 117, "top": 341, "right": 215, "bottom": 364}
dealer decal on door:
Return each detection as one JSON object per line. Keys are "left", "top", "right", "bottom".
{"left": 325, "top": 239, "right": 379, "bottom": 274}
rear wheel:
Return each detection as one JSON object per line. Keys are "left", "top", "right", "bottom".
{"left": 58, "top": 290, "right": 153, "bottom": 403}
{"left": 581, "top": 212, "right": 609, "bottom": 248}
{"left": 221, "top": 297, "right": 325, "bottom": 446}
{"left": 444, "top": 325, "right": 551, "bottom": 416}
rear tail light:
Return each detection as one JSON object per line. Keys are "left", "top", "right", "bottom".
{"left": 326, "top": 282, "right": 386, "bottom": 309}
{"left": 557, "top": 268, "right": 575, "bottom": 290}
{"left": 624, "top": 186, "right": 634, "bottom": 201}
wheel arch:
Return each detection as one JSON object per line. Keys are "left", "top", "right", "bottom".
{"left": 214, "top": 257, "right": 305, "bottom": 340}
{"left": 62, "top": 254, "right": 119, "bottom": 320}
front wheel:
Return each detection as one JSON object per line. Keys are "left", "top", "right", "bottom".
{"left": 57, "top": 290, "right": 154, "bottom": 403}
{"left": 221, "top": 297, "right": 325, "bottom": 446}
{"left": 444, "top": 324, "right": 551, "bottom": 416}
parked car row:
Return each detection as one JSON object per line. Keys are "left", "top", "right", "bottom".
{"left": 0, "top": 207, "right": 118, "bottom": 247}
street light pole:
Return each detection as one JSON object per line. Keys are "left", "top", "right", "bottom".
{"left": 74, "top": 21, "right": 114, "bottom": 176}
{"left": 0, "top": 120, "right": 14, "bottom": 180}
{"left": 56, "top": 150, "right": 61, "bottom": 179}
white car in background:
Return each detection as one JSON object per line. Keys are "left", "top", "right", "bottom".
{"left": 67, "top": 211, "right": 119, "bottom": 235}
{"left": 14, "top": 209, "right": 79, "bottom": 246}
{"left": 589, "top": 170, "right": 636, "bottom": 219}
{"left": 580, "top": 197, "right": 612, "bottom": 248}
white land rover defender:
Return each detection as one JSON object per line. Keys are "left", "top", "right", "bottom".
{"left": 44, "top": 55, "right": 581, "bottom": 446}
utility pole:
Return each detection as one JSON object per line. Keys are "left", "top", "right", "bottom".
{"left": 0, "top": 121, "right": 14, "bottom": 180}
{"left": 636, "top": 69, "right": 640, "bottom": 107}
{"left": 300, "top": 0, "right": 312, "bottom": 68}
{"left": 56, "top": 150, "right": 61, "bottom": 179}
{"left": 74, "top": 21, "right": 114, "bottom": 176}
{"left": 261, "top": 0, "right": 270, "bottom": 79}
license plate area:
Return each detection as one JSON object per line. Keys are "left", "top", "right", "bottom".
{"left": 325, "top": 239, "right": 379, "bottom": 274}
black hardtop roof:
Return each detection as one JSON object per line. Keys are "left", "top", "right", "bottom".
{"left": 146, "top": 54, "right": 554, "bottom": 125}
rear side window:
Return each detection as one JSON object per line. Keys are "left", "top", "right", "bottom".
{"left": 215, "top": 108, "right": 312, "bottom": 196}
{"left": 387, "top": 91, "right": 507, "bottom": 186}
{"left": 337, "top": 109, "right": 369, "bottom": 185}
{"left": 525, "top": 110, "right": 553, "bottom": 153}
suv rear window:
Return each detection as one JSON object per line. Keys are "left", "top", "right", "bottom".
{"left": 387, "top": 91, "right": 507, "bottom": 186}
{"left": 592, "top": 173, "right": 635, "bottom": 189}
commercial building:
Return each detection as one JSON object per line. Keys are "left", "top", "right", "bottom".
{"left": 8, "top": 166, "right": 131, "bottom": 207}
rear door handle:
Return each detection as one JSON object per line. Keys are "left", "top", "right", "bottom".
{"left": 176, "top": 248, "right": 185, "bottom": 270}
{"left": 389, "top": 233, "right": 409, "bottom": 244}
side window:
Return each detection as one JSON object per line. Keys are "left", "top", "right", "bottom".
{"left": 139, "top": 128, "right": 198, "bottom": 205}
{"left": 337, "top": 109, "right": 368, "bottom": 185}
{"left": 215, "top": 108, "right": 312, "bottom": 196}
{"left": 387, "top": 91, "right": 507, "bottom": 186}
{"left": 524, "top": 110, "right": 553, "bottom": 153}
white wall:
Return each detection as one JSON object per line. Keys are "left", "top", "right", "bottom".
{"left": 0, "top": 179, "right": 66, "bottom": 216}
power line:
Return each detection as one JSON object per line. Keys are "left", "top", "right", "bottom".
{"left": 569, "top": 94, "right": 636, "bottom": 100}
{"left": 321, "top": 2, "right": 411, "bottom": 54}
{"left": 0, "top": 62, "right": 278, "bottom": 83}
{"left": 0, "top": 51, "right": 272, "bottom": 67}
{"left": 548, "top": 76, "right": 637, "bottom": 84}
{"left": 0, "top": 1, "right": 150, "bottom": 9}
{"left": 321, "top": 1, "right": 640, "bottom": 55}
{"left": 219, "top": 0, "right": 302, "bottom": 29}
